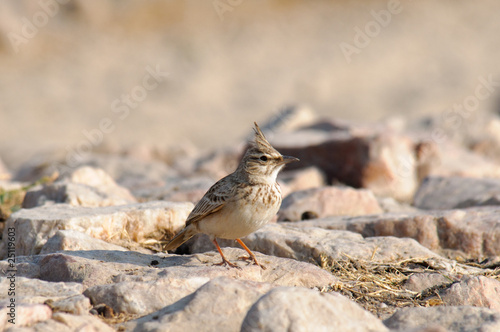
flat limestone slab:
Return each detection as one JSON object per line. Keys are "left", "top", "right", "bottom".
{"left": 1, "top": 248, "right": 337, "bottom": 316}
{"left": 0, "top": 201, "right": 193, "bottom": 258}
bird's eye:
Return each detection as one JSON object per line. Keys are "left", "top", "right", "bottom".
{"left": 260, "top": 156, "right": 268, "bottom": 162}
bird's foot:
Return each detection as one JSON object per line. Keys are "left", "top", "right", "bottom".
{"left": 213, "top": 258, "right": 241, "bottom": 270}
{"left": 238, "top": 255, "right": 266, "bottom": 270}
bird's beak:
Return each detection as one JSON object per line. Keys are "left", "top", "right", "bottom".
{"left": 281, "top": 155, "right": 300, "bottom": 164}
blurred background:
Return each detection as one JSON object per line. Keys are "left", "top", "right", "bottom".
{"left": 1, "top": 0, "right": 499, "bottom": 169}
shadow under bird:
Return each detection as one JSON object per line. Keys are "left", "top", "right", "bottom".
{"left": 165, "top": 122, "right": 299, "bottom": 269}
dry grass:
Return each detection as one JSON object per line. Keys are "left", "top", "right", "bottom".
{"left": 0, "top": 186, "right": 25, "bottom": 221}
{"left": 100, "top": 313, "right": 141, "bottom": 326}
{"left": 0, "top": 172, "right": 58, "bottom": 221}
{"left": 137, "top": 238, "right": 167, "bottom": 253}
{"left": 319, "top": 253, "right": 500, "bottom": 319}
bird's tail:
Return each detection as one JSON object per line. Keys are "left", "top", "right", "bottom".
{"left": 165, "top": 225, "right": 198, "bottom": 251}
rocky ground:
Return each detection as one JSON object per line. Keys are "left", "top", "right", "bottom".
{"left": 1, "top": 111, "right": 500, "bottom": 331}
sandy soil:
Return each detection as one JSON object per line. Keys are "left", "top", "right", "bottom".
{"left": 0, "top": 0, "right": 499, "bottom": 168}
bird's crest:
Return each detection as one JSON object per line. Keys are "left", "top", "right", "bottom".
{"left": 251, "top": 122, "right": 278, "bottom": 154}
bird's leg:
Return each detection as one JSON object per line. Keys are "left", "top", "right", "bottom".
{"left": 236, "top": 239, "right": 266, "bottom": 270}
{"left": 212, "top": 239, "right": 241, "bottom": 269}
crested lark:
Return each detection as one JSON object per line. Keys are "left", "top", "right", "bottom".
{"left": 165, "top": 122, "right": 299, "bottom": 269}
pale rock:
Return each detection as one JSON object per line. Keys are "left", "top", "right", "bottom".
{"left": 83, "top": 273, "right": 210, "bottom": 316}
{"left": 295, "top": 207, "right": 500, "bottom": 257}
{"left": 23, "top": 166, "right": 137, "bottom": 208}
{"left": 278, "top": 186, "right": 383, "bottom": 221}
{"left": 120, "top": 277, "right": 274, "bottom": 332}
{"left": 132, "top": 176, "right": 213, "bottom": 203}
{"left": 0, "top": 180, "right": 24, "bottom": 192}
{"left": 82, "top": 248, "right": 337, "bottom": 315}
{"left": 194, "top": 223, "right": 483, "bottom": 275}
{"left": 191, "top": 224, "right": 440, "bottom": 264}
{"left": 407, "top": 112, "right": 500, "bottom": 173}
{"left": 64, "top": 155, "right": 174, "bottom": 195}
{"left": 40, "top": 230, "right": 128, "bottom": 254}
{"left": 408, "top": 111, "right": 500, "bottom": 150}
{"left": 296, "top": 212, "right": 441, "bottom": 251}
{"left": 414, "top": 176, "right": 500, "bottom": 210}
{"left": 383, "top": 306, "right": 500, "bottom": 332}
{"left": 429, "top": 141, "right": 500, "bottom": 179}
{"left": 278, "top": 167, "right": 326, "bottom": 197}
{"left": 414, "top": 140, "right": 441, "bottom": 184}
{"left": 440, "top": 276, "right": 500, "bottom": 312}
{"left": 241, "top": 287, "right": 388, "bottom": 332}
{"left": 470, "top": 117, "right": 500, "bottom": 161}
{"left": 0, "top": 277, "right": 83, "bottom": 304}
{"left": 8, "top": 249, "right": 336, "bottom": 315}
{"left": 21, "top": 312, "right": 115, "bottom": 332}
{"left": 37, "top": 252, "right": 147, "bottom": 288}
{"left": 0, "top": 201, "right": 193, "bottom": 258}
{"left": 376, "top": 196, "right": 418, "bottom": 213}
{"left": 45, "top": 295, "right": 91, "bottom": 316}
{"left": 0, "top": 303, "right": 52, "bottom": 331}
{"left": 244, "top": 224, "right": 440, "bottom": 263}
{"left": 0, "top": 257, "right": 40, "bottom": 280}
{"left": 14, "top": 154, "right": 174, "bottom": 194}
{"left": 436, "top": 208, "right": 500, "bottom": 257}
{"left": 272, "top": 129, "right": 418, "bottom": 201}
{"left": 70, "top": 166, "right": 134, "bottom": 196}
{"left": 400, "top": 326, "right": 448, "bottom": 332}
{"left": 22, "top": 182, "right": 133, "bottom": 208}
{"left": 404, "top": 273, "right": 452, "bottom": 293}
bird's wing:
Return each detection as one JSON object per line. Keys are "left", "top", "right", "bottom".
{"left": 185, "top": 176, "right": 232, "bottom": 226}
